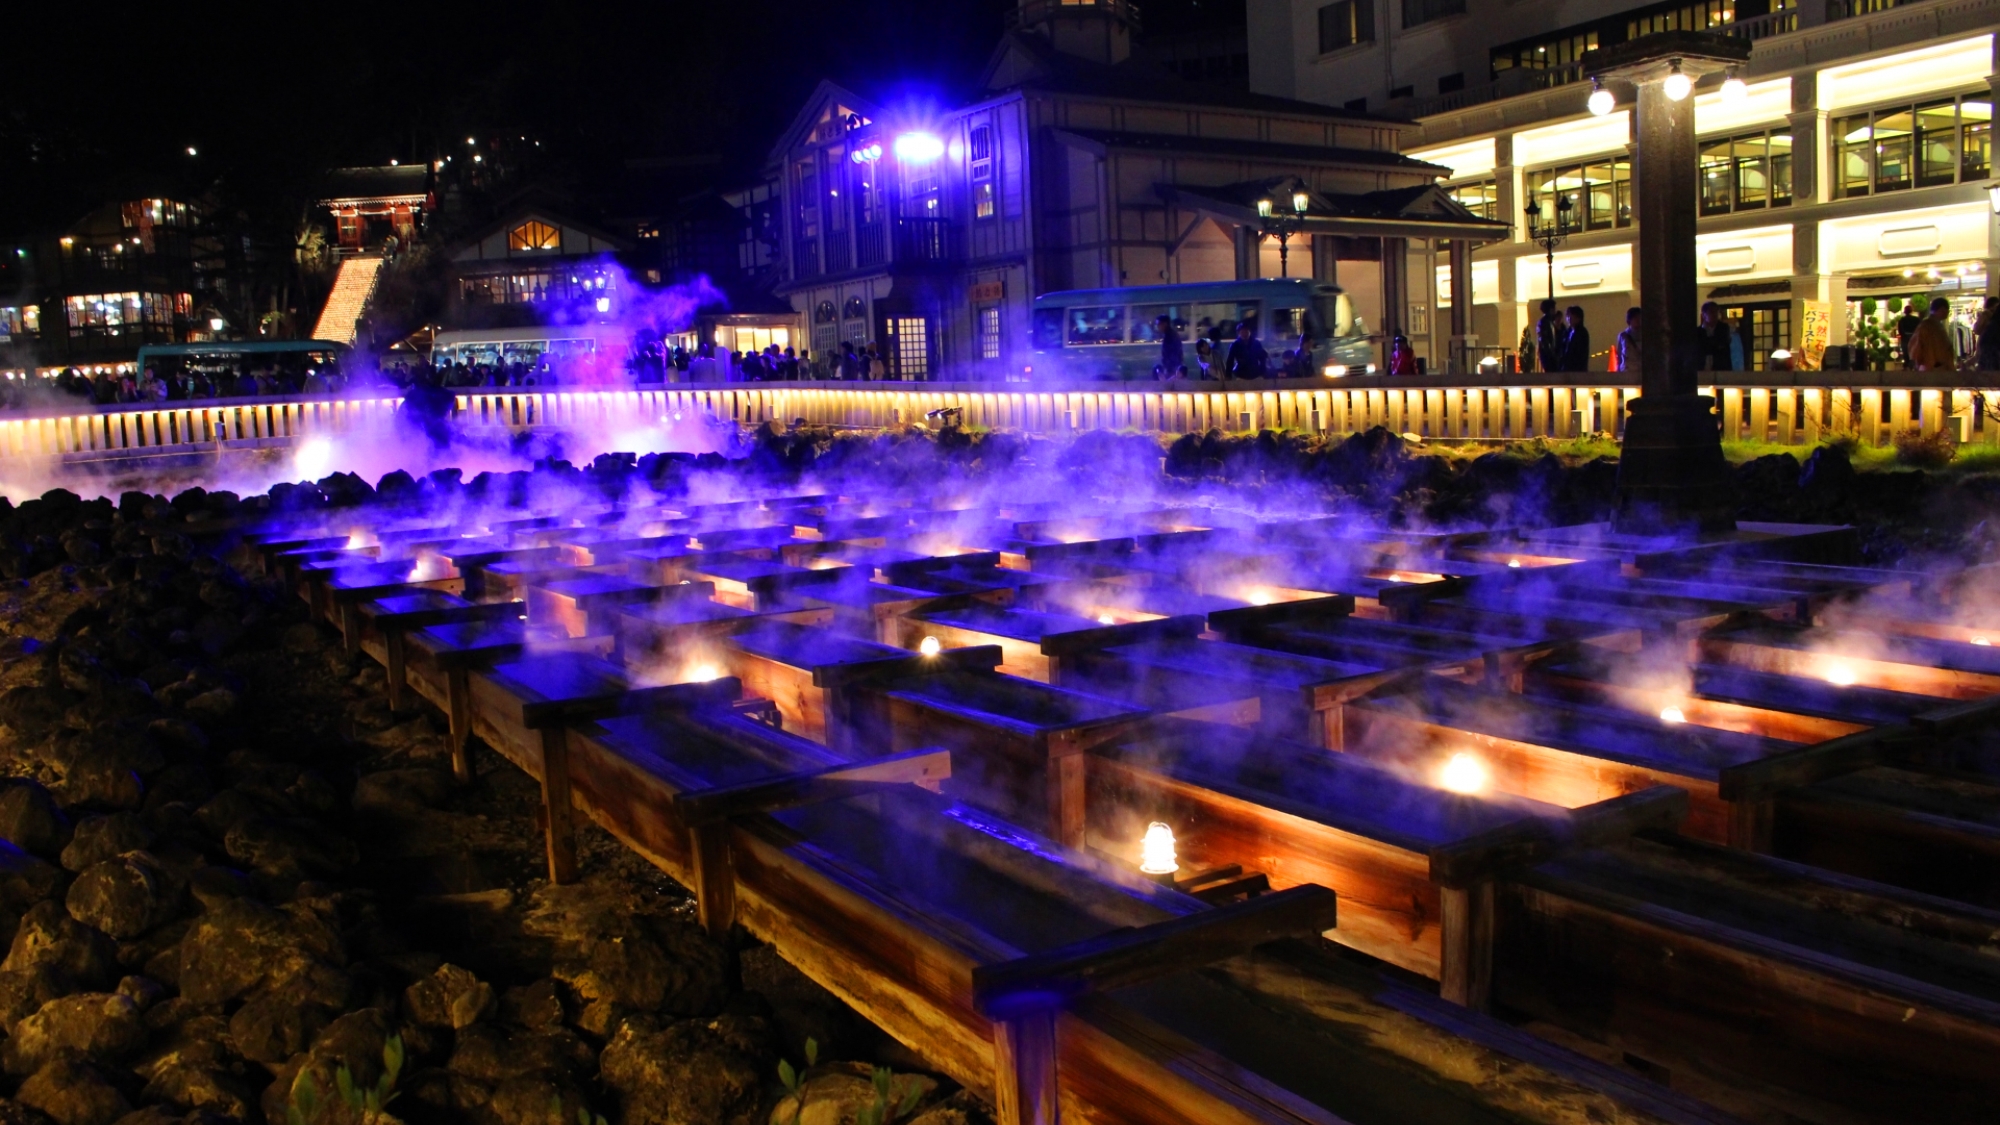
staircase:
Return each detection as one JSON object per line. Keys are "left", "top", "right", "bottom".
{"left": 311, "top": 255, "right": 385, "bottom": 343}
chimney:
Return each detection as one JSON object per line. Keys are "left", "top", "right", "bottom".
{"left": 1016, "top": 0, "right": 1134, "bottom": 66}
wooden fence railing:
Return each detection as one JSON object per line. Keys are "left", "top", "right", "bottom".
{"left": 12, "top": 374, "right": 2000, "bottom": 461}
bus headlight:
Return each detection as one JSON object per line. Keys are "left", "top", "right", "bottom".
{"left": 1323, "top": 365, "right": 1347, "bottom": 377}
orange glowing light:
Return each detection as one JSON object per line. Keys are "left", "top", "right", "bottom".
{"left": 1438, "top": 753, "right": 1488, "bottom": 795}
{"left": 1659, "top": 706, "right": 1686, "bottom": 724}
{"left": 1974, "top": 637, "right": 1992, "bottom": 647}
{"left": 1139, "top": 822, "right": 1178, "bottom": 875}
{"left": 919, "top": 636, "right": 941, "bottom": 657}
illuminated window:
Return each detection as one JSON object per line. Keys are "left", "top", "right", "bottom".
{"left": 1835, "top": 93, "right": 1989, "bottom": 199}
{"left": 1699, "top": 130, "right": 1792, "bottom": 216}
{"left": 1318, "top": 0, "right": 1373, "bottom": 50}
{"left": 508, "top": 221, "right": 562, "bottom": 251}
{"left": 970, "top": 126, "right": 996, "bottom": 220}
{"left": 843, "top": 296, "right": 867, "bottom": 322}
{"left": 890, "top": 317, "right": 930, "bottom": 378}
{"left": 1524, "top": 159, "right": 1631, "bottom": 231}
{"left": 1446, "top": 179, "right": 1498, "bottom": 221}
{"left": 978, "top": 306, "right": 1002, "bottom": 360}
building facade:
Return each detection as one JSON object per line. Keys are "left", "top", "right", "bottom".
{"left": 0, "top": 198, "right": 216, "bottom": 375}
{"left": 758, "top": 0, "right": 1504, "bottom": 380}
{"left": 1250, "top": 0, "right": 2000, "bottom": 370}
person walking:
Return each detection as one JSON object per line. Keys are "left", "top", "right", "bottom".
{"left": 1535, "top": 298, "right": 1563, "bottom": 374}
{"left": 1698, "top": 302, "right": 1735, "bottom": 372}
{"left": 1223, "top": 321, "right": 1267, "bottom": 380}
{"left": 1976, "top": 297, "right": 2000, "bottom": 372}
{"left": 1896, "top": 300, "right": 1924, "bottom": 368}
{"left": 1614, "top": 307, "right": 1640, "bottom": 373}
{"left": 1910, "top": 297, "right": 1958, "bottom": 372}
{"left": 1386, "top": 334, "right": 1418, "bottom": 375}
{"left": 1559, "top": 306, "right": 1591, "bottom": 372}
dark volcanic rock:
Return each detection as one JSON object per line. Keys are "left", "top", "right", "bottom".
{"left": 3, "top": 901, "right": 118, "bottom": 989}
{"left": 599, "top": 1017, "right": 762, "bottom": 1125}
{"left": 3, "top": 992, "right": 146, "bottom": 1073}
{"left": 59, "top": 814, "right": 153, "bottom": 873}
{"left": 176, "top": 897, "right": 344, "bottom": 1007}
{"left": 0, "top": 784, "right": 72, "bottom": 860}
{"left": 16, "top": 1057, "right": 131, "bottom": 1125}
{"left": 65, "top": 853, "right": 182, "bottom": 941}
{"left": 403, "top": 962, "right": 495, "bottom": 1030}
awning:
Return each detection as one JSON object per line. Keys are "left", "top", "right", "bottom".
{"left": 1158, "top": 179, "right": 1513, "bottom": 245}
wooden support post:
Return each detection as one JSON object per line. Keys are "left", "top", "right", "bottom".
{"left": 447, "top": 666, "right": 473, "bottom": 784}
{"left": 539, "top": 726, "right": 579, "bottom": 884}
{"left": 385, "top": 631, "right": 408, "bottom": 713}
{"left": 992, "top": 1010, "right": 1060, "bottom": 1125}
{"left": 340, "top": 602, "right": 364, "bottom": 657}
{"left": 1439, "top": 881, "right": 1494, "bottom": 1010}
{"left": 1048, "top": 752, "right": 1086, "bottom": 850}
{"left": 1727, "top": 797, "right": 1774, "bottom": 853}
{"left": 690, "top": 821, "right": 736, "bottom": 941}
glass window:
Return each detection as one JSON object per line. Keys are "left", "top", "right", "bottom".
{"left": 1130, "top": 305, "right": 1189, "bottom": 342}
{"left": 1962, "top": 100, "right": 1991, "bottom": 180}
{"left": 1700, "top": 139, "right": 1733, "bottom": 215}
{"left": 1733, "top": 134, "right": 1769, "bottom": 210}
{"left": 970, "top": 125, "right": 996, "bottom": 220}
{"left": 1270, "top": 307, "right": 1308, "bottom": 341}
{"left": 1033, "top": 308, "right": 1064, "bottom": 349}
{"left": 1402, "top": 0, "right": 1463, "bottom": 28}
{"left": 1916, "top": 102, "right": 1958, "bottom": 187}
{"left": 1066, "top": 306, "right": 1126, "bottom": 346}
{"left": 1768, "top": 132, "right": 1793, "bottom": 206}
{"left": 508, "top": 221, "right": 561, "bottom": 251}
{"left": 1526, "top": 160, "right": 1629, "bottom": 230}
{"left": 1318, "top": 0, "right": 1373, "bottom": 51}
{"left": 1834, "top": 94, "right": 1989, "bottom": 197}
{"left": 1836, "top": 115, "right": 1872, "bottom": 198}
{"left": 978, "top": 306, "right": 1002, "bottom": 360}
{"left": 1446, "top": 180, "right": 1498, "bottom": 220}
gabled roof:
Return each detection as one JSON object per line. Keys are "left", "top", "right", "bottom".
{"left": 447, "top": 204, "right": 631, "bottom": 257}
{"left": 1159, "top": 178, "right": 1513, "bottom": 243}
{"left": 765, "top": 80, "right": 881, "bottom": 167}
{"left": 980, "top": 31, "right": 1410, "bottom": 127}
{"left": 321, "top": 165, "right": 430, "bottom": 204}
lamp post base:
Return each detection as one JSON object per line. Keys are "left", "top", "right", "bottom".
{"left": 1614, "top": 394, "right": 1736, "bottom": 534}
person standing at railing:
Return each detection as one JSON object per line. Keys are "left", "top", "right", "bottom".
{"left": 1698, "top": 302, "right": 1735, "bottom": 371}
{"left": 1977, "top": 298, "right": 2000, "bottom": 372}
{"left": 1224, "top": 321, "right": 1268, "bottom": 380}
{"left": 1557, "top": 307, "right": 1591, "bottom": 372}
{"left": 1614, "top": 307, "right": 1640, "bottom": 374}
{"left": 1895, "top": 300, "right": 1924, "bottom": 368}
{"left": 1535, "top": 299, "right": 1563, "bottom": 374}
{"left": 1910, "top": 298, "right": 1958, "bottom": 373}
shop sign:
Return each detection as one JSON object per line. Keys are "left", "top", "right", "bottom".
{"left": 969, "top": 280, "right": 1004, "bottom": 304}
{"left": 1798, "top": 300, "right": 1831, "bottom": 371}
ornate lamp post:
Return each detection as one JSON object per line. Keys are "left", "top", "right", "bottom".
{"left": 1255, "top": 187, "right": 1311, "bottom": 278}
{"left": 1584, "top": 31, "right": 1751, "bottom": 533}
{"left": 1523, "top": 190, "right": 1579, "bottom": 309}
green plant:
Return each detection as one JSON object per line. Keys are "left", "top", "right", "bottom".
{"left": 777, "top": 1038, "right": 820, "bottom": 1125}
{"left": 288, "top": 1035, "right": 405, "bottom": 1125}
{"left": 856, "top": 1066, "right": 926, "bottom": 1125}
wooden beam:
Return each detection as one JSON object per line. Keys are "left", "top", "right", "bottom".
{"left": 1716, "top": 725, "right": 1913, "bottom": 801}
{"left": 673, "top": 748, "right": 952, "bottom": 826}
{"left": 1036, "top": 615, "right": 1205, "bottom": 658}
{"left": 811, "top": 644, "right": 1005, "bottom": 688}
{"left": 1427, "top": 786, "right": 1688, "bottom": 889}
{"left": 690, "top": 820, "right": 736, "bottom": 941}
{"left": 1205, "top": 596, "right": 1356, "bottom": 639}
{"left": 517, "top": 678, "right": 739, "bottom": 728}
{"left": 1438, "top": 881, "right": 1494, "bottom": 1011}
{"left": 972, "top": 885, "right": 1337, "bottom": 1019}
{"left": 992, "top": 1009, "right": 1060, "bottom": 1125}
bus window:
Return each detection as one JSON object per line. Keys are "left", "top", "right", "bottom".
{"left": 1067, "top": 306, "right": 1126, "bottom": 346}
{"left": 1130, "top": 305, "right": 1187, "bottom": 342}
{"left": 1270, "top": 307, "right": 1307, "bottom": 343}
{"left": 1187, "top": 301, "right": 1259, "bottom": 346}
{"left": 1032, "top": 308, "right": 1065, "bottom": 349}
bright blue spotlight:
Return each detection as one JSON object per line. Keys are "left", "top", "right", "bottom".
{"left": 893, "top": 132, "right": 944, "bottom": 163}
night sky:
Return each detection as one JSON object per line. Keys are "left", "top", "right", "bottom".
{"left": 0, "top": 0, "right": 1027, "bottom": 232}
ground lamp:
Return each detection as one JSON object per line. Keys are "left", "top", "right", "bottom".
{"left": 1584, "top": 31, "right": 1751, "bottom": 534}
{"left": 1255, "top": 186, "right": 1311, "bottom": 278}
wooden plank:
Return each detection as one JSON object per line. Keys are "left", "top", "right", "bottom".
{"left": 1438, "top": 881, "right": 1493, "bottom": 1010}
{"left": 540, "top": 727, "right": 580, "bottom": 884}
{"left": 1715, "top": 725, "right": 1912, "bottom": 801}
{"left": 674, "top": 748, "right": 952, "bottom": 826}
{"left": 972, "top": 885, "right": 1339, "bottom": 1018}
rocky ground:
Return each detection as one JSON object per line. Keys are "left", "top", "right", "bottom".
{"left": 0, "top": 487, "right": 989, "bottom": 1125}
{"left": 0, "top": 424, "right": 1990, "bottom": 1125}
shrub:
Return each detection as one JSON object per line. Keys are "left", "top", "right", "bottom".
{"left": 1892, "top": 427, "right": 1955, "bottom": 469}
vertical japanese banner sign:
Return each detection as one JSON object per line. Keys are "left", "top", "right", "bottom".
{"left": 1798, "top": 301, "right": 1830, "bottom": 371}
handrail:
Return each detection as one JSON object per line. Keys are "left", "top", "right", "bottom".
{"left": 8, "top": 376, "right": 1999, "bottom": 462}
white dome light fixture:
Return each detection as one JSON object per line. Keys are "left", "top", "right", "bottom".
{"left": 1587, "top": 78, "right": 1615, "bottom": 117}
{"left": 1720, "top": 67, "right": 1747, "bottom": 103}
{"left": 1662, "top": 60, "right": 1692, "bottom": 102}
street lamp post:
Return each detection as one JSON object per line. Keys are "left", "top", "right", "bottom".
{"left": 1523, "top": 190, "right": 1579, "bottom": 308}
{"left": 1583, "top": 31, "right": 1751, "bottom": 533}
{"left": 1255, "top": 188, "right": 1311, "bottom": 278}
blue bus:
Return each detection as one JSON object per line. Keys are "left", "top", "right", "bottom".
{"left": 1029, "top": 278, "right": 1373, "bottom": 381}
